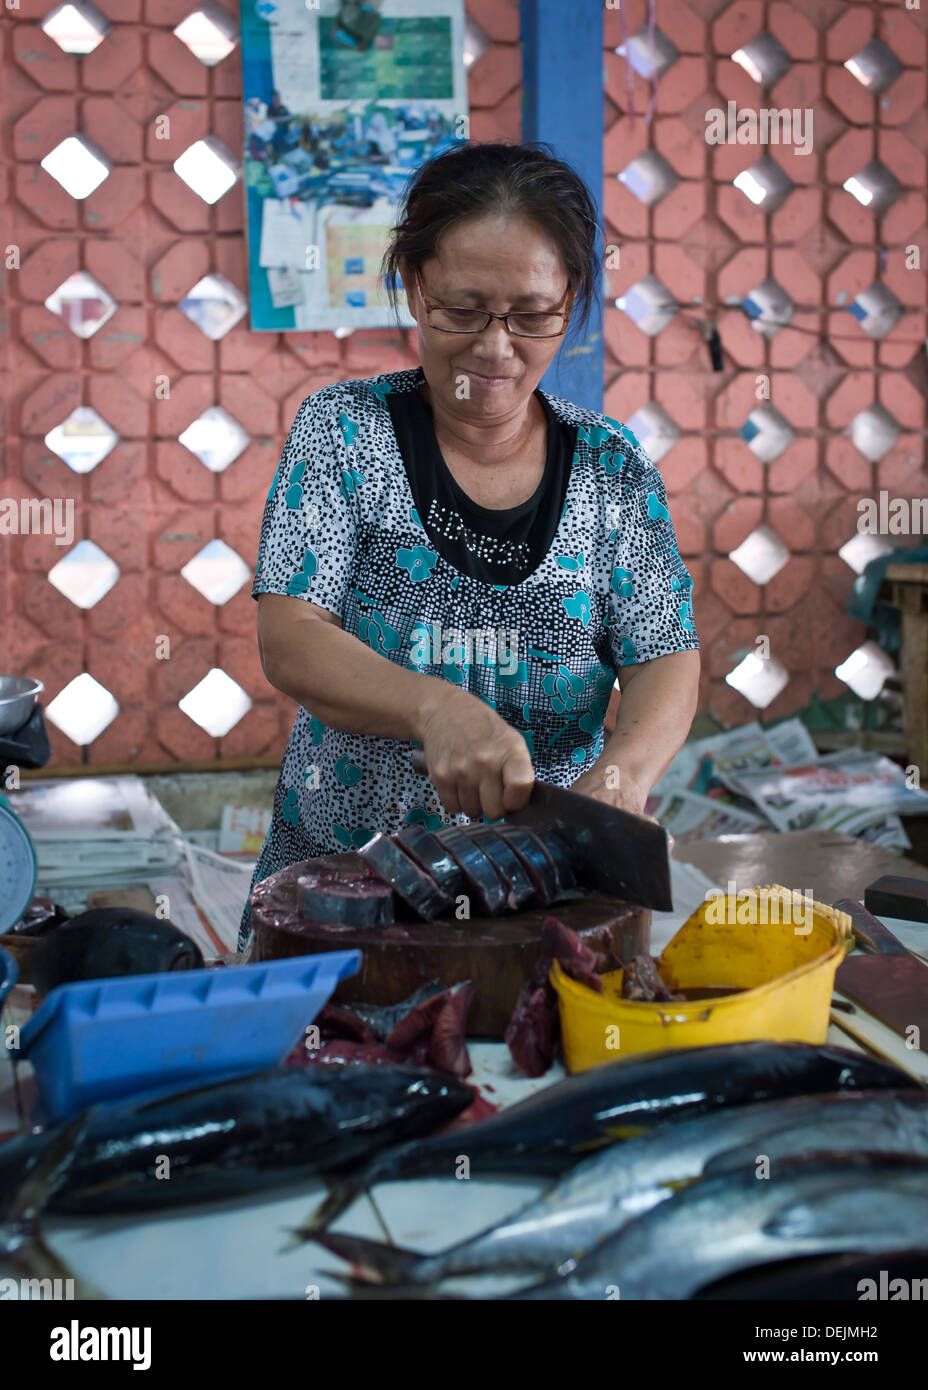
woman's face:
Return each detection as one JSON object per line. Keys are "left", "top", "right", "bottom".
{"left": 399, "top": 213, "right": 572, "bottom": 421}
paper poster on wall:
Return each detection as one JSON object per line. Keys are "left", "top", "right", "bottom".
{"left": 240, "top": 0, "right": 469, "bottom": 332}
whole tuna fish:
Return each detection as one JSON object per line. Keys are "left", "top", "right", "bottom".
{"left": 0, "top": 1065, "right": 473, "bottom": 1224}
{"left": 26, "top": 907, "right": 202, "bottom": 993}
{"left": 310, "top": 1089, "right": 928, "bottom": 1285}
{"left": 517, "top": 1152, "right": 928, "bottom": 1300}
{"left": 299, "top": 1041, "right": 917, "bottom": 1232}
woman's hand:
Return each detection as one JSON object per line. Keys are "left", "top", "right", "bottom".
{"left": 414, "top": 685, "right": 535, "bottom": 822}
{"left": 570, "top": 759, "right": 675, "bottom": 849}
{"left": 570, "top": 761, "right": 649, "bottom": 816}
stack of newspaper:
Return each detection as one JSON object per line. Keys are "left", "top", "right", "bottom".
{"left": 11, "top": 775, "right": 185, "bottom": 902}
{"left": 648, "top": 718, "right": 928, "bottom": 852}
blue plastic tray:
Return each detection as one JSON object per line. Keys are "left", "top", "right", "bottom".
{"left": 3, "top": 947, "right": 360, "bottom": 1120}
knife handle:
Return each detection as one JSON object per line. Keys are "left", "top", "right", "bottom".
{"left": 832, "top": 898, "right": 911, "bottom": 956}
{"left": 864, "top": 875, "right": 928, "bottom": 925}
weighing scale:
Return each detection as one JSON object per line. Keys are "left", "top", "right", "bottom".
{"left": 0, "top": 793, "right": 37, "bottom": 933}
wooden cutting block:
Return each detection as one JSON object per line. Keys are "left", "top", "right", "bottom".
{"left": 249, "top": 853, "right": 651, "bottom": 1037}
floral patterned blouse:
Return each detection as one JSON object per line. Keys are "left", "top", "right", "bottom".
{"left": 239, "top": 364, "right": 698, "bottom": 947}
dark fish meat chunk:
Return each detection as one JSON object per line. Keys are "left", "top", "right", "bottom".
{"left": 496, "top": 827, "right": 558, "bottom": 906}
{"left": 464, "top": 827, "right": 536, "bottom": 910}
{"left": 359, "top": 833, "right": 453, "bottom": 921}
{"left": 532, "top": 832, "right": 578, "bottom": 893}
{"left": 341, "top": 981, "right": 448, "bottom": 1042}
{"left": 435, "top": 827, "right": 508, "bottom": 916}
{"left": 622, "top": 954, "right": 684, "bottom": 1003}
{"left": 297, "top": 868, "right": 394, "bottom": 927}
{"left": 395, "top": 826, "right": 467, "bottom": 900}
{"left": 505, "top": 917, "right": 604, "bottom": 1077}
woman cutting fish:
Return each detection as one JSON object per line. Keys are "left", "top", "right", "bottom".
{"left": 240, "top": 141, "right": 700, "bottom": 949}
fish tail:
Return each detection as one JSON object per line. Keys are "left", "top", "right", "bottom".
{"left": 289, "top": 1175, "right": 371, "bottom": 1240}
{"left": 292, "top": 1146, "right": 417, "bottom": 1239}
{"left": 310, "top": 1230, "right": 436, "bottom": 1286}
{"left": 4, "top": 1230, "right": 105, "bottom": 1301}
{"left": 4, "top": 1108, "right": 92, "bottom": 1228}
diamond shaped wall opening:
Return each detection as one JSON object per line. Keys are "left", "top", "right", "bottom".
{"left": 180, "top": 274, "right": 248, "bottom": 340}
{"left": 731, "top": 32, "right": 792, "bottom": 88}
{"left": 44, "top": 272, "right": 117, "bottom": 339}
{"left": 835, "top": 641, "right": 895, "bottom": 700}
{"left": 45, "top": 407, "right": 118, "bottom": 473}
{"left": 46, "top": 672, "right": 119, "bottom": 745}
{"left": 733, "top": 155, "right": 794, "bottom": 213}
{"left": 173, "top": 3, "right": 238, "bottom": 66}
{"left": 179, "top": 669, "right": 252, "bottom": 737}
{"left": 847, "top": 282, "right": 903, "bottom": 340}
{"left": 463, "top": 15, "right": 490, "bottom": 68}
{"left": 41, "top": 1, "right": 110, "bottom": 55}
{"left": 850, "top": 405, "right": 901, "bottom": 463}
{"left": 174, "top": 138, "right": 239, "bottom": 205}
{"left": 843, "top": 161, "right": 901, "bottom": 215}
{"left": 178, "top": 407, "right": 250, "bottom": 472}
{"left": 729, "top": 526, "right": 789, "bottom": 585}
{"left": 743, "top": 278, "right": 793, "bottom": 337}
{"left": 615, "top": 26, "right": 679, "bottom": 80}
{"left": 615, "top": 275, "right": 678, "bottom": 336}
{"left": 618, "top": 151, "right": 679, "bottom": 208}
{"left": 739, "top": 403, "right": 795, "bottom": 464}
{"left": 40, "top": 136, "right": 110, "bottom": 200}
{"left": 725, "top": 653, "right": 789, "bottom": 709}
{"left": 845, "top": 39, "right": 903, "bottom": 95}
{"left": 181, "top": 539, "right": 251, "bottom": 605}
{"left": 48, "top": 539, "right": 120, "bottom": 610}
{"left": 624, "top": 403, "right": 680, "bottom": 464}
{"left": 838, "top": 533, "right": 894, "bottom": 575}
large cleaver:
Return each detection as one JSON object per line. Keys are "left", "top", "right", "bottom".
{"left": 408, "top": 748, "right": 672, "bottom": 911}
{"left": 833, "top": 897, "right": 928, "bottom": 1043}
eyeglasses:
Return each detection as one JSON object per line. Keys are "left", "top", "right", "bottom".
{"left": 414, "top": 268, "right": 572, "bottom": 339}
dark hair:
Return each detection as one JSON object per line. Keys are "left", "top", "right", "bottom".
{"left": 381, "top": 141, "right": 600, "bottom": 345}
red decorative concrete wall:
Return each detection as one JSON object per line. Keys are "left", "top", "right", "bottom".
{"left": 603, "top": 0, "right": 927, "bottom": 726}
{"left": 1, "top": 0, "right": 925, "bottom": 770}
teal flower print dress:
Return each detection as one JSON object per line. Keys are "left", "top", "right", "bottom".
{"left": 239, "top": 365, "right": 698, "bottom": 947}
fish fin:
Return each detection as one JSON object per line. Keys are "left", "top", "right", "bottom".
{"left": 6, "top": 1108, "right": 93, "bottom": 1227}
{"left": 327, "top": 1270, "right": 468, "bottom": 1301}
{"left": 7, "top": 1231, "right": 105, "bottom": 1301}
{"left": 309, "top": 1230, "right": 433, "bottom": 1286}
{"left": 290, "top": 1175, "right": 370, "bottom": 1239}
{"left": 663, "top": 1176, "right": 700, "bottom": 1193}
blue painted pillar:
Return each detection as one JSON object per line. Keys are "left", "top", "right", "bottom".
{"left": 519, "top": 0, "right": 604, "bottom": 412}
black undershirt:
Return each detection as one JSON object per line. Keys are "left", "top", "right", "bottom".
{"left": 386, "top": 372, "right": 577, "bottom": 585}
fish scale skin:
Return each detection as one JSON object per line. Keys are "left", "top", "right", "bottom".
{"left": 322, "top": 1090, "right": 928, "bottom": 1286}
{"left": 515, "top": 1158, "right": 928, "bottom": 1301}
{"left": 0, "top": 1067, "right": 473, "bottom": 1219}
{"left": 306, "top": 1043, "right": 918, "bottom": 1232}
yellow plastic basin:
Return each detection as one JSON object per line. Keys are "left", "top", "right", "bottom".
{"left": 552, "top": 884, "right": 853, "bottom": 1074}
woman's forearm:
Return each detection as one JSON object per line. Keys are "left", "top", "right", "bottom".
{"left": 601, "top": 649, "right": 701, "bottom": 793}
{"left": 263, "top": 618, "right": 451, "bottom": 742}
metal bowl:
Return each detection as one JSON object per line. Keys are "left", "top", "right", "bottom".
{"left": 0, "top": 676, "right": 45, "bottom": 737}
